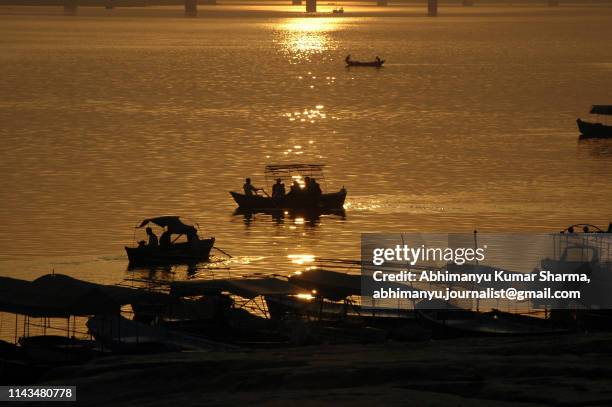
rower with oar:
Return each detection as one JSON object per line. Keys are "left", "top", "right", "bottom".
{"left": 243, "top": 178, "right": 263, "bottom": 196}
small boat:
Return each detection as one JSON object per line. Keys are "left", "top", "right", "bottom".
{"left": 416, "top": 300, "right": 569, "bottom": 338}
{"left": 345, "top": 55, "right": 384, "bottom": 67}
{"left": 18, "top": 335, "right": 96, "bottom": 364}
{"left": 230, "top": 164, "right": 347, "bottom": 211}
{"left": 125, "top": 216, "right": 214, "bottom": 266}
{"left": 332, "top": 6, "right": 344, "bottom": 13}
{"left": 577, "top": 105, "right": 612, "bottom": 139}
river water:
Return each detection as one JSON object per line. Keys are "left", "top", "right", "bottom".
{"left": 1, "top": 3, "right": 611, "bottom": 286}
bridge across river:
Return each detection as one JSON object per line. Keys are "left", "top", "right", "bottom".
{"left": 52, "top": 0, "right": 561, "bottom": 17}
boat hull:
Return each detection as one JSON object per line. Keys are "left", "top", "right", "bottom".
{"left": 346, "top": 60, "right": 384, "bottom": 67}
{"left": 125, "top": 238, "right": 215, "bottom": 266}
{"left": 416, "top": 307, "right": 569, "bottom": 338}
{"left": 577, "top": 119, "right": 612, "bottom": 139}
{"left": 230, "top": 189, "right": 347, "bottom": 211}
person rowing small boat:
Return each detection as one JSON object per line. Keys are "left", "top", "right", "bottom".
{"left": 345, "top": 54, "right": 384, "bottom": 67}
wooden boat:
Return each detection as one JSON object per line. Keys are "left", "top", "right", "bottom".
{"left": 346, "top": 58, "right": 384, "bottom": 67}
{"left": 230, "top": 164, "right": 347, "bottom": 211}
{"left": 230, "top": 189, "right": 346, "bottom": 211}
{"left": 87, "top": 315, "right": 227, "bottom": 353}
{"left": 416, "top": 301, "right": 569, "bottom": 338}
{"left": 18, "top": 335, "right": 96, "bottom": 365}
{"left": 577, "top": 105, "right": 612, "bottom": 139}
{"left": 125, "top": 216, "right": 215, "bottom": 266}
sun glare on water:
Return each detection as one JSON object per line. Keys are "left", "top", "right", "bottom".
{"left": 276, "top": 18, "right": 342, "bottom": 61}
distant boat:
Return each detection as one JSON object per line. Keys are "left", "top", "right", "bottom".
{"left": 125, "top": 216, "right": 214, "bottom": 266}
{"left": 345, "top": 55, "right": 384, "bottom": 67}
{"left": 577, "top": 105, "right": 612, "bottom": 139}
{"left": 230, "top": 164, "right": 347, "bottom": 211}
{"left": 332, "top": 6, "right": 344, "bottom": 13}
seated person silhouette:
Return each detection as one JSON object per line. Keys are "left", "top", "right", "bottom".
{"left": 287, "top": 180, "right": 301, "bottom": 198}
{"left": 145, "top": 227, "right": 158, "bottom": 248}
{"left": 243, "top": 178, "right": 262, "bottom": 196}
{"left": 159, "top": 229, "right": 172, "bottom": 249}
{"left": 272, "top": 178, "right": 286, "bottom": 199}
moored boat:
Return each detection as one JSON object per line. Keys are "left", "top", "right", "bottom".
{"left": 125, "top": 216, "right": 214, "bottom": 266}
{"left": 577, "top": 105, "right": 612, "bottom": 139}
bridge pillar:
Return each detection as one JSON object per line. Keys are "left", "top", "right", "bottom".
{"left": 377, "top": 0, "right": 388, "bottom": 6}
{"left": 427, "top": 0, "right": 437, "bottom": 16}
{"left": 104, "top": 0, "right": 115, "bottom": 9}
{"left": 63, "top": 0, "right": 77, "bottom": 14}
{"left": 292, "top": 0, "right": 302, "bottom": 5}
{"left": 185, "top": 0, "right": 197, "bottom": 16}
{"left": 306, "top": 0, "right": 316, "bottom": 12}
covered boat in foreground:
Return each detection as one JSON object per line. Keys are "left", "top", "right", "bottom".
{"left": 125, "top": 216, "right": 215, "bottom": 266}
{"left": 577, "top": 105, "right": 612, "bottom": 139}
{"left": 230, "top": 164, "right": 347, "bottom": 211}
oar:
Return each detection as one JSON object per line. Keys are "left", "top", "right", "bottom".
{"left": 213, "top": 246, "right": 233, "bottom": 259}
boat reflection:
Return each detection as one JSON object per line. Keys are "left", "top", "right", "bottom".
{"left": 233, "top": 207, "right": 346, "bottom": 227}
{"left": 577, "top": 137, "right": 612, "bottom": 158}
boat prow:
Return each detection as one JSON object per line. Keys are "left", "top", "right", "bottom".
{"left": 577, "top": 105, "right": 612, "bottom": 139}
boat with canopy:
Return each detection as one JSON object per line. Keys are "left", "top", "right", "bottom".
{"left": 125, "top": 216, "right": 215, "bottom": 266}
{"left": 577, "top": 105, "right": 612, "bottom": 139}
{"left": 230, "top": 164, "right": 347, "bottom": 211}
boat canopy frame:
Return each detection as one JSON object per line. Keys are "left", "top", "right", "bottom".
{"left": 590, "top": 105, "right": 612, "bottom": 116}
{"left": 132, "top": 216, "right": 200, "bottom": 245}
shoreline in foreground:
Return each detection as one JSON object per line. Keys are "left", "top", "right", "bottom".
{"left": 34, "top": 332, "right": 612, "bottom": 406}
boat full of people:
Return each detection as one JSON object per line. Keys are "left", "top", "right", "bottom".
{"left": 230, "top": 164, "right": 347, "bottom": 211}
{"left": 125, "top": 216, "right": 215, "bottom": 266}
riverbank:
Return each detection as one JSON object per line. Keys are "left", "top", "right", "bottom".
{"left": 38, "top": 333, "right": 612, "bottom": 406}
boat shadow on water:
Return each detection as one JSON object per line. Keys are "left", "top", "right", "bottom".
{"left": 577, "top": 137, "right": 612, "bottom": 158}
{"left": 233, "top": 208, "right": 346, "bottom": 227}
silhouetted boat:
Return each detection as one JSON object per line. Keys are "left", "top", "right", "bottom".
{"left": 577, "top": 105, "right": 612, "bottom": 139}
{"left": 125, "top": 216, "right": 215, "bottom": 266}
{"left": 346, "top": 58, "right": 384, "bottom": 67}
{"left": 230, "top": 164, "right": 347, "bottom": 211}
{"left": 416, "top": 300, "right": 569, "bottom": 338}
{"left": 230, "top": 190, "right": 346, "bottom": 211}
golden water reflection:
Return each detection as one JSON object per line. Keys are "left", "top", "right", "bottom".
{"left": 276, "top": 17, "right": 343, "bottom": 62}
{"left": 288, "top": 253, "right": 316, "bottom": 265}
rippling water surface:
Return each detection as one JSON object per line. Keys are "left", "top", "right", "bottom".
{"left": 0, "top": 4, "right": 611, "bottom": 284}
